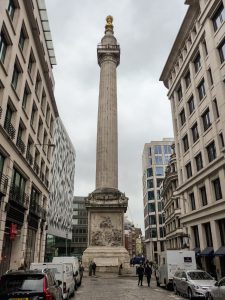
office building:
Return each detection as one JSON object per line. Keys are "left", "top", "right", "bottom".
{"left": 160, "top": 0, "right": 225, "bottom": 278}
{"left": 0, "top": 0, "right": 57, "bottom": 273}
{"left": 142, "top": 138, "right": 173, "bottom": 262}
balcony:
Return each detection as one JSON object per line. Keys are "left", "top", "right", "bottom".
{"left": 29, "top": 201, "right": 41, "bottom": 218}
{"left": 33, "top": 161, "right": 39, "bottom": 175}
{"left": 16, "top": 137, "right": 26, "bottom": 154}
{"left": 9, "top": 186, "right": 29, "bottom": 209}
{"left": 26, "top": 151, "right": 33, "bottom": 166}
{"left": 4, "top": 119, "right": 16, "bottom": 140}
{"left": 0, "top": 172, "right": 8, "bottom": 196}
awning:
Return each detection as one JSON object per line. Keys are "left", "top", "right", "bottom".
{"left": 199, "top": 247, "right": 214, "bottom": 256}
{"left": 214, "top": 246, "right": 225, "bottom": 256}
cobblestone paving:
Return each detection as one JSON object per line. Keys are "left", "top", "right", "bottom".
{"left": 72, "top": 275, "right": 184, "bottom": 300}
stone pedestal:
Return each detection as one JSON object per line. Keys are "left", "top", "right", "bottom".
{"left": 82, "top": 188, "right": 130, "bottom": 273}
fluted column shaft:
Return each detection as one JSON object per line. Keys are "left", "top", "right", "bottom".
{"left": 96, "top": 55, "right": 118, "bottom": 189}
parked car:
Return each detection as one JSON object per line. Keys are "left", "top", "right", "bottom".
{"left": 173, "top": 269, "right": 217, "bottom": 299}
{"left": 206, "top": 277, "right": 225, "bottom": 300}
{"left": 30, "top": 262, "right": 75, "bottom": 299}
{"left": 0, "top": 269, "right": 62, "bottom": 300}
{"left": 52, "top": 256, "right": 81, "bottom": 288}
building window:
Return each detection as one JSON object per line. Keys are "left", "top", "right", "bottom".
{"left": 154, "top": 145, "right": 162, "bottom": 154}
{"left": 35, "top": 72, "right": 42, "bottom": 97}
{"left": 184, "top": 71, "right": 191, "bottom": 89}
{"left": 155, "top": 167, "right": 164, "bottom": 176}
{"left": 213, "top": 99, "right": 219, "bottom": 119}
{"left": 148, "top": 191, "right": 155, "bottom": 201}
{"left": 197, "top": 79, "right": 206, "bottom": 101}
{"left": 148, "top": 202, "right": 155, "bottom": 213}
{"left": 195, "top": 152, "right": 203, "bottom": 171}
{"left": 30, "top": 103, "right": 37, "bottom": 129}
{"left": 177, "top": 85, "right": 183, "bottom": 101}
{"left": 200, "top": 186, "right": 207, "bottom": 206}
{"left": 208, "top": 68, "right": 213, "bottom": 86}
{"left": 0, "top": 153, "right": 5, "bottom": 173}
{"left": 194, "top": 53, "right": 201, "bottom": 73}
{"left": 193, "top": 225, "right": 200, "bottom": 248}
{"left": 46, "top": 104, "right": 50, "bottom": 125}
{"left": 22, "top": 83, "right": 30, "bottom": 110}
{"left": 186, "top": 162, "right": 192, "bottom": 179}
{"left": 188, "top": 96, "right": 195, "bottom": 114}
{"left": 11, "top": 62, "right": 21, "bottom": 90}
{"left": 182, "top": 134, "right": 189, "bottom": 152}
{"left": 11, "top": 167, "right": 26, "bottom": 200}
{"left": 155, "top": 155, "right": 163, "bottom": 165}
{"left": 202, "top": 39, "right": 208, "bottom": 56}
{"left": 19, "top": 25, "right": 27, "bottom": 50}
{"left": 150, "top": 228, "right": 157, "bottom": 238}
{"left": 219, "top": 38, "right": 225, "bottom": 63}
{"left": 28, "top": 50, "right": 35, "bottom": 74}
{"left": 0, "top": 30, "right": 8, "bottom": 64}
{"left": 213, "top": 178, "right": 222, "bottom": 200}
{"left": 219, "top": 132, "right": 225, "bottom": 148}
{"left": 189, "top": 192, "right": 196, "bottom": 210}
{"left": 207, "top": 141, "right": 216, "bottom": 162}
{"left": 149, "top": 215, "right": 156, "bottom": 225}
{"left": 204, "top": 223, "right": 213, "bottom": 247}
{"left": 157, "top": 178, "right": 163, "bottom": 187}
{"left": 202, "top": 108, "right": 211, "bottom": 131}
{"left": 180, "top": 108, "right": 186, "bottom": 126}
{"left": 147, "top": 179, "right": 153, "bottom": 189}
{"left": 212, "top": 3, "right": 225, "bottom": 32}
{"left": 191, "top": 123, "right": 199, "bottom": 143}
{"left": 163, "top": 145, "right": 172, "bottom": 154}
{"left": 147, "top": 168, "right": 153, "bottom": 177}
{"left": 4, "top": 104, "right": 15, "bottom": 140}
{"left": 218, "top": 219, "right": 225, "bottom": 245}
{"left": 7, "top": 0, "right": 16, "bottom": 20}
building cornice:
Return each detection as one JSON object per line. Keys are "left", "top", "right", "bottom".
{"left": 159, "top": 4, "right": 200, "bottom": 88}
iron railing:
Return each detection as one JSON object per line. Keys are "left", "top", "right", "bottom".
{"left": 16, "top": 137, "right": 26, "bottom": 154}
{"left": 26, "top": 151, "right": 33, "bottom": 166}
{"left": 29, "top": 201, "right": 41, "bottom": 218}
{"left": 4, "top": 119, "right": 16, "bottom": 140}
{"left": 0, "top": 172, "right": 8, "bottom": 196}
{"left": 9, "top": 186, "right": 29, "bottom": 208}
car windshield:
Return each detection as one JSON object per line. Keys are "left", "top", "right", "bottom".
{"left": 0, "top": 274, "right": 44, "bottom": 293}
{"left": 187, "top": 271, "right": 213, "bottom": 280}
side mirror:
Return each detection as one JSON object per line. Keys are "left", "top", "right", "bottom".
{"left": 57, "top": 280, "right": 62, "bottom": 286}
{"left": 181, "top": 277, "right": 186, "bottom": 281}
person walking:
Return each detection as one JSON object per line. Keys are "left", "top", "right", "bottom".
{"left": 137, "top": 264, "right": 145, "bottom": 286}
{"left": 79, "top": 262, "right": 84, "bottom": 284}
{"left": 88, "top": 261, "right": 93, "bottom": 276}
{"left": 92, "top": 261, "right": 96, "bottom": 276}
{"left": 145, "top": 262, "right": 152, "bottom": 287}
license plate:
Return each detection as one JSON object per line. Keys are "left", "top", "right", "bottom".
{"left": 10, "top": 298, "right": 28, "bottom": 300}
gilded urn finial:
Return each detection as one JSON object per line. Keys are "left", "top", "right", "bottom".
{"left": 105, "top": 15, "right": 113, "bottom": 33}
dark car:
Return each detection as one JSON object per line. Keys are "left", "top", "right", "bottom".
{"left": 0, "top": 269, "right": 62, "bottom": 300}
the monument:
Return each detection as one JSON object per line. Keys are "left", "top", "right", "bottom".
{"left": 82, "top": 16, "right": 130, "bottom": 272}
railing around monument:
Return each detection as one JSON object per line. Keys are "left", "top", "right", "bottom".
{"left": 97, "top": 44, "right": 120, "bottom": 50}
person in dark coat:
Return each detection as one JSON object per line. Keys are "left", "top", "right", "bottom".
{"left": 145, "top": 263, "right": 152, "bottom": 287}
{"left": 92, "top": 261, "right": 96, "bottom": 276}
{"left": 137, "top": 264, "right": 145, "bottom": 286}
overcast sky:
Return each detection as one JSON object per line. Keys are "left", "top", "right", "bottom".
{"left": 45, "top": 0, "right": 188, "bottom": 231}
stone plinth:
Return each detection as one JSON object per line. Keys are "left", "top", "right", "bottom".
{"left": 82, "top": 188, "right": 130, "bottom": 273}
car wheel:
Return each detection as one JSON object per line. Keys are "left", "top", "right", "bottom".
{"left": 187, "top": 287, "right": 193, "bottom": 300}
{"left": 207, "top": 293, "right": 213, "bottom": 300}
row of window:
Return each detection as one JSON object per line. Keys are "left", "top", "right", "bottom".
{"left": 146, "top": 166, "right": 164, "bottom": 178}
{"left": 192, "top": 218, "right": 225, "bottom": 249}
{"left": 145, "top": 227, "right": 166, "bottom": 239}
{"left": 189, "top": 177, "right": 222, "bottom": 212}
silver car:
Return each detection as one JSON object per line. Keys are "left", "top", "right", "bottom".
{"left": 207, "top": 277, "right": 225, "bottom": 300}
{"left": 173, "top": 270, "right": 217, "bottom": 299}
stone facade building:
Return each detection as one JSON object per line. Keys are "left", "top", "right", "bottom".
{"left": 45, "top": 117, "right": 76, "bottom": 260}
{"left": 160, "top": 0, "right": 225, "bottom": 279}
{"left": 0, "top": 0, "right": 58, "bottom": 273}
{"left": 142, "top": 139, "right": 173, "bottom": 262}
{"left": 161, "top": 144, "right": 188, "bottom": 251}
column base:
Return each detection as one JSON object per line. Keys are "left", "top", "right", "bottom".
{"left": 82, "top": 246, "right": 131, "bottom": 273}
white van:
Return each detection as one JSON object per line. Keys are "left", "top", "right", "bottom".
{"left": 30, "top": 262, "right": 75, "bottom": 299}
{"left": 158, "top": 250, "right": 196, "bottom": 289}
{"left": 52, "top": 256, "right": 81, "bottom": 288}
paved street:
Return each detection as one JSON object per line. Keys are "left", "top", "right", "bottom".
{"left": 73, "top": 274, "right": 184, "bottom": 300}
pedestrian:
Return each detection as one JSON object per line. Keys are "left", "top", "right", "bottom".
{"left": 137, "top": 264, "right": 145, "bottom": 286}
{"left": 89, "top": 261, "right": 93, "bottom": 276}
{"left": 145, "top": 262, "right": 152, "bottom": 287}
{"left": 79, "top": 262, "right": 84, "bottom": 284}
{"left": 92, "top": 261, "right": 96, "bottom": 276}
{"left": 118, "top": 263, "right": 123, "bottom": 275}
